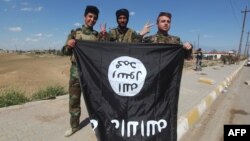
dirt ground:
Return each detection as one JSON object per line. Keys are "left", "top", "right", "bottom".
{"left": 0, "top": 53, "right": 220, "bottom": 98}
{"left": 0, "top": 53, "right": 70, "bottom": 97}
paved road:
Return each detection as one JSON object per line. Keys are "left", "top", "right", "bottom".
{"left": 0, "top": 61, "right": 245, "bottom": 141}
{"left": 179, "top": 65, "right": 250, "bottom": 141}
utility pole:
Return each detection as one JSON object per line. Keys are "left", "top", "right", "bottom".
{"left": 197, "top": 34, "right": 200, "bottom": 49}
{"left": 193, "top": 41, "right": 196, "bottom": 50}
{"left": 243, "top": 31, "right": 250, "bottom": 57}
{"left": 247, "top": 42, "right": 250, "bottom": 57}
{"left": 237, "top": 6, "right": 250, "bottom": 59}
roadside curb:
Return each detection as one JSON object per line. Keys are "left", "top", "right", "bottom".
{"left": 177, "top": 61, "right": 245, "bottom": 140}
{"left": 0, "top": 95, "right": 68, "bottom": 112}
{"left": 198, "top": 77, "right": 215, "bottom": 85}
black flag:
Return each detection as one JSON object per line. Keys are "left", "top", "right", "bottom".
{"left": 73, "top": 40, "right": 185, "bottom": 141}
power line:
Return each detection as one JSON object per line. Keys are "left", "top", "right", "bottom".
{"left": 246, "top": 0, "right": 250, "bottom": 8}
{"left": 228, "top": 0, "right": 240, "bottom": 25}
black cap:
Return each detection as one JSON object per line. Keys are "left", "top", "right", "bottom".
{"left": 116, "top": 8, "right": 129, "bottom": 19}
{"left": 84, "top": 5, "right": 99, "bottom": 17}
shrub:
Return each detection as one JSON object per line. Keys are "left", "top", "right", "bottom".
{"left": 0, "top": 90, "right": 29, "bottom": 108}
{"left": 31, "top": 85, "right": 66, "bottom": 100}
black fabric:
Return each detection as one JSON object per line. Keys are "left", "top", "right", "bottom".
{"left": 116, "top": 9, "right": 129, "bottom": 19}
{"left": 116, "top": 8, "right": 129, "bottom": 25}
{"left": 73, "top": 40, "right": 185, "bottom": 141}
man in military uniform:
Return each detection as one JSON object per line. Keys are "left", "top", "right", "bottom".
{"left": 143, "top": 12, "right": 192, "bottom": 53}
{"left": 195, "top": 48, "right": 203, "bottom": 71}
{"left": 62, "top": 5, "right": 100, "bottom": 137}
{"left": 100, "top": 8, "right": 152, "bottom": 43}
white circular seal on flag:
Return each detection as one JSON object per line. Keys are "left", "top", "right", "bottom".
{"left": 108, "top": 56, "right": 147, "bottom": 97}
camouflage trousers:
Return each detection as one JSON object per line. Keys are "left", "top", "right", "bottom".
{"left": 69, "top": 63, "right": 81, "bottom": 130}
{"left": 196, "top": 59, "right": 202, "bottom": 71}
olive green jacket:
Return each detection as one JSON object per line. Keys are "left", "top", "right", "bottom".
{"left": 143, "top": 32, "right": 192, "bottom": 58}
{"left": 100, "top": 27, "right": 143, "bottom": 43}
{"left": 143, "top": 32, "right": 181, "bottom": 44}
{"left": 62, "top": 25, "right": 99, "bottom": 62}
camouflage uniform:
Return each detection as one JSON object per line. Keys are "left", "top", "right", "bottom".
{"left": 62, "top": 25, "right": 99, "bottom": 131}
{"left": 143, "top": 32, "right": 192, "bottom": 58}
{"left": 143, "top": 32, "right": 181, "bottom": 44}
{"left": 107, "top": 27, "right": 143, "bottom": 43}
{"left": 195, "top": 51, "right": 203, "bottom": 71}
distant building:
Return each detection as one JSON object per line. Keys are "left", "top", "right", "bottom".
{"left": 201, "top": 50, "right": 237, "bottom": 60}
{"left": 203, "top": 52, "right": 229, "bottom": 60}
{"left": 0, "top": 49, "right": 7, "bottom": 54}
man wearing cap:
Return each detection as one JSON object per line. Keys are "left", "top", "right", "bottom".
{"left": 100, "top": 8, "right": 152, "bottom": 42}
{"left": 143, "top": 12, "right": 192, "bottom": 57}
{"left": 62, "top": 5, "right": 100, "bottom": 137}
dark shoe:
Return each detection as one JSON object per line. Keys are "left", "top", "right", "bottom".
{"left": 64, "top": 128, "right": 79, "bottom": 137}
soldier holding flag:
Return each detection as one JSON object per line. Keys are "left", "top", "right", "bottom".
{"left": 143, "top": 12, "right": 192, "bottom": 53}
{"left": 62, "top": 5, "right": 100, "bottom": 137}
{"left": 100, "top": 8, "right": 153, "bottom": 42}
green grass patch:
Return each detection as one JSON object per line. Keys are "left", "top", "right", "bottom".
{"left": 31, "top": 85, "right": 66, "bottom": 100}
{"left": 0, "top": 85, "right": 67, "bottom": 108}
{"left": 201, "top": 64, "right": 208, "bottom": 67}
{"left": 0, "top": 90, "right": 29, "bottom": 108}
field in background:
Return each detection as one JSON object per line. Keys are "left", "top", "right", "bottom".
{"left": 0, "top": 53, "right": 70, "bottom": 97}
{"left": 0, "top": 53, "right": 221, "bottom": 98}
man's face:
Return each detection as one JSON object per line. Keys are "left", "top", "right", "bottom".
{"left": 84, "top": 13, "right": 98, "bottom": 27}
{"left": 157, "top": 16, "right": 171, "bottom": 32}
{"left": 117, "top": 15, "right": 128, "bottom": 28}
